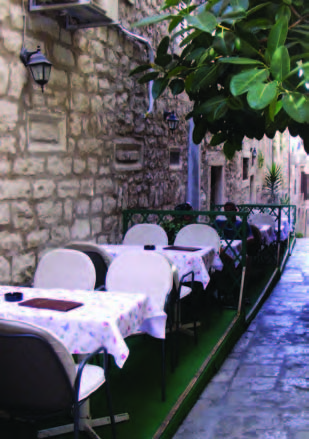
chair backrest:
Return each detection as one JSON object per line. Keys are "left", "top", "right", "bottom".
{"left": 123, "top": 224, "right": 168, "bottom": 246}
{"left": 106, "top": 250, "right": 173, "bottom": 311}
{"left": 0, "top": 319, "right": 75, "bottom": 415}
{"left": 33, "top": 248, "right": 96, "bottom": 290}
{"left": 249, "top": 213, "right": 276, "bottom": 229}
{"left": 174, "top": 224, "right": 221, "bottom": 251}
{"left": 64, "top": 241, "right": 112, "bottom": 289}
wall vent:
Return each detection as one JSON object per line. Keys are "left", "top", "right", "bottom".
{"left": 28, "top": 0, "right": 118, "bottom": 29}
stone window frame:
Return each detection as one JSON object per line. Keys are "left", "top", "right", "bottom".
{"left": 169, "top": 146, "right": 182, "bottom": 170}
{"left": 242, "top": 157, "right": 250, "bottom": 181}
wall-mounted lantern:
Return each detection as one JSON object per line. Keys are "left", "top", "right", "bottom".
{"left": 163, "top": 110, "right": 179, "bottom": 132}
{"left": 251, "top": 147, "right": 257, "bottom": 165}
{"left": 20, "top": 45, "right": 52, "bottom": 92}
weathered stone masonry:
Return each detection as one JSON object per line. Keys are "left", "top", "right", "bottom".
{"left": 0, "top": 0, "right": 191, "bottom": 284}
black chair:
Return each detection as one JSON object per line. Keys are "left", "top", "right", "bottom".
{"left": 64, "top": 242, "right": 112, "bottom": 290}
{"left": 0, "top": 319, "right": 116, "bottom": 439}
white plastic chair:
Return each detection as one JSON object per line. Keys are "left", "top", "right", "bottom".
{"left": 33, "top": 249, "right": 96, "bottom": 290}
{"left": 123, "top": 224, "right": 168, "bottom": 246}
{"left": 105, "top": 250, "right": 173, "bottom": 401}
{"left": 174, "top": 224, "right": 221, "bottom": 251}
{"left": 0, "top": 319, "right": 116, "bottom": 439}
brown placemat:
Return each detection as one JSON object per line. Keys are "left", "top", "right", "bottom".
{"left": 19, "top": 298, "right": 83, "bottom": 312}
{"left": 162, "top": 245, "right": 202, "bottom": 252}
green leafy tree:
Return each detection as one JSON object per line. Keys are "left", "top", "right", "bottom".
{"left": 264, "top": 163, "right": 283, "bottom": 202}
{"left": 131, "top": 0, "right": 309, "bottom": 159}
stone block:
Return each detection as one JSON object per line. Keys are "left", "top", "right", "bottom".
{"left": 88, "top": 157, "right": 98, "bottom": 174}
{"left": 77, "top": 138, "right": 103, "bottom": 155}
{"left": 71, "top": 92, "right": 89, "bottom": 112}
{"left": 27, "top": 111, "right": 66, "bottom": 153}
{"left": 73, "top": 158, "right": 87, "bottom": 174}
{"left": 91, "top": 95, "right": 103, "bottom": 112}
{"left": 80, "top": 179, "right": 94, "bottom": 196}
{"left": 86, "top": 75, "right": 98, "bottom": 93}
{"left": 48, "top": 68, "right": 68, "bottom": 89}
{"left": 53, "top": 44, "right": 75, "bottom": 68}
{"left": 36, "top": 201, "right": 62, "bottom": 225}
{"left": 78, "top": 55, "right": 95, "bottom": 74}
{"left": 12, "top": 201, "right": 35, "bottom": 229}
{"left": 26, "top": 229, "right": 50, "bottom": 249}
{"left": 95, "top": 177, "right": 114, "bottom": 195}
{"left": 12, "top": 253, "right": 36, "bottom": 284}
{"left": 32, "top": 180, "right": 56, "bottom": 199}
{"left": 0, "top": 136, "right": 16, "bottom": 153}
{"left": 103, "top": 195, "right": 117, "bottom": 215}
{"left": 13, "top": 158, "right": 45, "bottom": 175}
{"left": 8, "top": 61, "right": 27, "bottom": 99}
{"left": 50, "top": 226, "right": 71, "bottom": 244}
{"left": 2, "top": 28, "right": 22, "bottom": 55}
{"left": 0, "top": 179, "right": 31, "bottom": 200}
{"left": 0, "top": 231, "right": 22, "bottom": 252}
{"left": 0, "top": 256, "right": 11, "bottom": 283}
{"left": 70, "top": 73, "right": 85, "bottom": 89}
{"left": 64, "top": 199, "right": 73, "bottom": 222}
{"left": 0, "top": 203, "right": 10, "bottom": 224}
{"left": 57, "top": 180, "right": 80, "bottom": 198}
{"left": 75, "top": 199, "right": 90, "bottom": 215}
{"left": 71, "top": 219, "right": 90, "bottom": 239}
{"left": 91, "top": 217, "right": 102, "bottom": 234}
{"left": 0, "top": 101, "right": 18, "bottom": 132}
{"left": 91, "top": 197, "right": 103, "bottom": 213}
{"left": 47, "top": 156, "right": 72, "bottom": 175}
{"left": 0, "top": 56, "right": 9, "bottom": 94}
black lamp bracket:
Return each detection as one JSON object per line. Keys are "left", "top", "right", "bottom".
{"left": 20, "top": 46, "right": 40, "bottom": 66}
{"left": 164, "top": 110, "right": 173, "bottom": 120}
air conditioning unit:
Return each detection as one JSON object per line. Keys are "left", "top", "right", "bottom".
{"left": 28, "top": 0, "right": 118, "bottom": 29}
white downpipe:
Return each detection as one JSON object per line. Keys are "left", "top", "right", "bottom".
{"left": 116, "top": 24, "right": 154, "bottom": 116}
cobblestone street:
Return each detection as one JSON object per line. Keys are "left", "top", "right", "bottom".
{"left": 174, "top": 239, "right": 309, "bottom": 439}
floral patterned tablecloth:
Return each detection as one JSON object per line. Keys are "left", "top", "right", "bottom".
{"left": 100, "top": 245, "right": 221, "bottom": 289}
{"left": 0, "top": 286, "right": 166, "bottom": 368}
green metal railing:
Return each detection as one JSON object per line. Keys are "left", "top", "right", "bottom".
{"left": 122, "top": 209, "right": 250, "bottom": 311}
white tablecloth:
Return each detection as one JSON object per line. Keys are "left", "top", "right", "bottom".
{"left": 219, "top": 240, "right": 242, "bottom": 267}
{"left": 256, "top": 224, "right": 276, "bottom": 246}
{"left": 100, "top": 244, "right": 221, "bottom": 289}
{"left": 0, "top": 286, "right": 167, "bottom": 368}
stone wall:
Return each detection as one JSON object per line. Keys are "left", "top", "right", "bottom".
{"left": 0, "top": 0, "right": 190, "bottom": 284}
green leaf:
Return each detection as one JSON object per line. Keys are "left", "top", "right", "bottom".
{"left": 268, "top": 99, "right": 282, "bottom": 122}
{"left": 129, "top": 64, "right": 152, "bottom": 76}
{"left": 267, "top": 17, "right": 288, "bottom": 55}
{"left": 185, "top": 47, "right": 207, "bottom": 62}
{"left": 282, "top": 93, "right": 309, "bottom": 123}
{"left": 210, "top": 132, "right": 227, "bottom": 146}
{"left": 155, "top": 54, "right": 173, "bottom": 67}
{"left": 152, "top": 77, "right": 169, "bottom": 99}
{"left": 157, "top": 36, "right": 170, "bottom": 57}
{"left": 270, "top": 46, "right": 290, "bottom": 81}
{"left": 275, "top": 5, "right": 291, "bottom": 22}
{"left": 230, "top": 68, "right": 269, "bottom": 96}
{"left": 191, "top": 65, "right": 218, "bottom": 92}
{"left": 218, "top": 57, "right": 264, "bottom": 65}
{"left": 185, "top": 10, "right": 217, "bottom": 33}
{"left": 192, "top": 118, "right": 208, "bottom": 144}
{"left": 138, "top": 71, "right": 159, "bottom": 84}
{"left": 231, "top": 0, "right": 249, "bottom": 10}
{"left": 223, "top": 141, "right": 237, "bottom": 160}
{"left": 247, "top": 81, "right": 278, "bottom": 110}
{"left": 169, "top": 78, "right": 185, "bottom": 95}
{"left": 132, "top": 13, "right": 172, "bottom": 28}
{"left": 227, "top": 96, "right": 244, "bottom": 110}
{"left": 194, "top": 95, "right": 228, "bottom": 120}
{"left": 161, "top": 0, "right": 183, "bottom": 10}
{"left": 168, "top": 15, "right": 184, "bottom": 33}
{"left": 179, "top": 30, "right": 202, "bottom": 47}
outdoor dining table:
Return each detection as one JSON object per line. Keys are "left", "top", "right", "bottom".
{"left": 219, "top": 239, "right": 242, "bottom": 264}
{"left": 254, "top": 224, "right": 276, "bottom": 246}
{"left": 99, "top": 244, "right": 222, "bottom": 290}
{"left": 0, "top": 285, "right": 167, "bottom": 368}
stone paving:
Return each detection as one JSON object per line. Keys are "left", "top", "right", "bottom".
{"left": 173, "top": 239, "right": 309, "bottom": 439}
